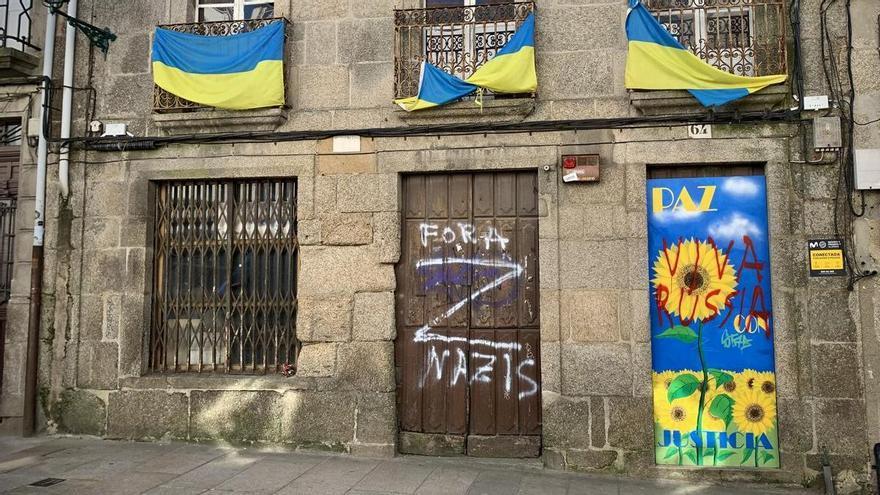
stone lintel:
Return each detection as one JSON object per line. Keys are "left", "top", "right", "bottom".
{"left": 151, "top": 106, "right": 288, "bottom": 134}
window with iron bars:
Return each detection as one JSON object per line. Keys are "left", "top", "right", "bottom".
{"left": 644, "top": 0, "right": 787, "bottom": 77}
{"left": 150, "top": 179, "right": 298, "bottom": 374}
{"left": 393, "top": 1, "right": 535, "bottom": 100}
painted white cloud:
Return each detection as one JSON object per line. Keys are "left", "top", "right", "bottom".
{"left": 721, "top": 177, "right": 760, "bottom": 197}
{"left": 652, "top": 209, "right": 703, "bottom": 223}
{"left": 708, "top": 213, "right": 763, "bottom": 240}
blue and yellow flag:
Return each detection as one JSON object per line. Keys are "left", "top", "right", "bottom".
{"left": 395, "top": 13, "right": 537, "bottom": 112}
{"left": 152, "top": 22, "right": 285, "bottom": 110}
{"left": 625, "top": 0, "right": 786, "bottom": 107}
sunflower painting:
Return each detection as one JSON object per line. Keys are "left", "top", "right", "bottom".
{"left": 647, "top": 176, "right": 779, "bottom": 469}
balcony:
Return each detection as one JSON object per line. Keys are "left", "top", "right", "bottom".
{"left": 152, "top": 17, "right": 289, "bottom": 114}
{"left": 0, "top": 0, "right": 39, "bottom": 78}
{"left": 393, "top": 1, "right": 535, "bottom": 120}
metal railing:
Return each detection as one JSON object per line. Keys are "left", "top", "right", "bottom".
{"left": 0, "top": 0, "right": 37, "bottom": 52}
{"left": 645, "top": 0, "right": 787, "bottom": 77}
{"left": 150, "top": 180, "right": 299, "bottom": 374}
{"left": 152, "top": 17, "right": 289, "bottom": 113}
{"left": 393, "top": 2, "right": 534, "bottom": 100}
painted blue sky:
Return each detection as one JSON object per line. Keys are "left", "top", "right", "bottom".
{"left": 646, "top": 176, "right": 776, "bottom": 373}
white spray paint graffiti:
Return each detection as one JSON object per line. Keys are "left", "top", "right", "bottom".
{"left": 413, "top": 223, "right": 539, "bottom": 400}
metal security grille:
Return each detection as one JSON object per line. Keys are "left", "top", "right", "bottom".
{"left": 150, "top": 179, "right": 298, "bottom": 374}
{"left": 645, "top": 0, "right": 786, "bottom": 77}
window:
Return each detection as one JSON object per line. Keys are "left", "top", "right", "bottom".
{"left": 197, "top": 0, "right": 274, "bottom": 22}
{"left": 150, "top": 179, "right": 298, "bottom": 374}
{"left": 0, "top": 0, "right": 35, "bottom": 51}
{"left": 646, "top": 0, "right": 786, "bottom": 77}
{"left": 394, "top": 1, "right": 534, "bottom": 99}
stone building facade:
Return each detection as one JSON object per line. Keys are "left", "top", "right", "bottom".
{"left": 0, "top": 0, "right": 879, "bottom": 492}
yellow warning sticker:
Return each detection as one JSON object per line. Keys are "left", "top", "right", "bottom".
{"left": 809, "top": 249, "right": 844, "bottom": 270}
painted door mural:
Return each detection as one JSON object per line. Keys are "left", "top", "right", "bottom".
{"left": 396, "top": 172, "right": 541, "bottom": 454}
{"left": 647, "top": 174, "right": 778, "bottom": 468}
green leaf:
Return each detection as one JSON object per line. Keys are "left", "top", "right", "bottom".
{"left": 667, "top": 374, "right": 701, "bottom": 402}
{"left": 741, "top": 448, "right": 754, "bottom": 464}
{"left": 709, "top": 369, "right": 734, "bottom": 389}
{"left": 716, "top": 450, "right": 736, "bottom": 462}
{"left": 663, "top": 446, "right": 678, "bottom": 460}
{"left": 708, "top": 394, "right": 734, "bottom": 427}
{"left": 761, "top": 452, "right": 775, "bottom": 464}
{"left": 684, "top": 449, "right": 698, "bottom": 465}
{"left": 657, "top": 325, "right": 698, "bottom": 344}
{"left": 703, "top": 447, "right": 715, "bottom": 458}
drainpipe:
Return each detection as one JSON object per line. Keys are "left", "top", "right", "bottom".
{"left": 23, "top": 7, "right": 57, "bottom": 437}
{"left": 58, "top": 0, "right": 77, "bottom": 199}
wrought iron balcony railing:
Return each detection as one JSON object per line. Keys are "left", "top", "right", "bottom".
{"left": 152, "top": 17, "right": 289, "bottom": 113}
{"left": 1, "top": 0, "right": 38, "bottom": 52}
{"left": 645, "top": 0, "right": 787, "bottom": 77}
{"left": 393, "top": 2, "right": 535, "bottom": 100}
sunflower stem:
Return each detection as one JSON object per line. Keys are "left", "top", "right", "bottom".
{"left": 695, "top": 321, "right": 707, "bottom": 466}
{"left": 678, "top": 445, "right": 683, "bottom": 466}
{"left": 755, "top": 443, "right": 760, "bottom": 467}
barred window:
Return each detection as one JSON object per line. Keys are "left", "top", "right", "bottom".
{"left": 645, "top": 0, "right": 786, "bottom": 77}
{"left": 197, "top": 0, "right": 274, "bottom": 22}
{"left": 150, "top": 179, "right": 298, "bottom": 374}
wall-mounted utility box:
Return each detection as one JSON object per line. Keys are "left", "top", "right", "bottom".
{"left": 813, "top": 116, "right": 842, "bottom": 151}
{"left": 561, "top": 154, "right": 600, "bottom": 183}
{"left": 854, "top": 149, "right": 880, "bottom": 190}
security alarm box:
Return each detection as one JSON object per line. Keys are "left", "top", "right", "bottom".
{"left": 561, "top": 154, "right": 600, "bottom": 183}
{"left": 854, "top": 149, "right": 880, "bottom": 190}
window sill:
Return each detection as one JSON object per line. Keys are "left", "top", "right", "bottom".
{"left": 0, "top": 47, "right": 39, "bottom": 78}
{"left": 151, "top": 106, "right": 288, "bottom": 134}
{"left": 120, "top": 373, "right": 317, "bottom": 391}
{"left": 628, "top": 85, "right": 789, "bottom": 116}
{"left": 394, "top": 97, "right": 535, "bottom": 125}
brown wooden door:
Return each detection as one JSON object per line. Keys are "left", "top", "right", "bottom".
{"left": 395, "top": 171, "right": 541, "bottom": 456}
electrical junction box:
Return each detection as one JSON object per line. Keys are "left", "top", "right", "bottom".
{"left": 561, "top": 154, "right": 600, "bottom": 183}
{"left": 854, "top": 149, "right": 880, "bottom": 190}
{"left": 803, "top": 95, "right": 830, "bottom": 110}
{"left": 813, "top": 116, "right": 842, "bottom": 151}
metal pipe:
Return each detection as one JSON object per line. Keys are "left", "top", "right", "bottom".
{"left": 58, "top": 0, "right": 77, "bottom": 199}
{"left": 23, "top": 6, "right": 57, "bottom": 437}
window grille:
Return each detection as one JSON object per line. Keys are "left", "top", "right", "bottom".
{"left": 645, "top": 0, "right": 787, "bottom": 77}
{"left": 150, "top": 179, "right": 298, "bottom": 374}
{"left": 393, "top": 1, "right": 534, "bottom": 100}
{"left": 0, "top": 0, "right": 37, "bottom": 52}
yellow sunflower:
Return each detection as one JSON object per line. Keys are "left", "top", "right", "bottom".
{"left": 655, "top": 395, "right": 699, "bottom": 433}
{"left": 737, "top": 369, "right": 761, "bottom": 391}
{"left": 652, "top": 239, "right": 738, "bottom": 323}
{"left": 755, "top": 372, "right": 776, "bottom": 396}
{"left": 731, "top": 387, "right": 776, "bottom": 436}
{"left": 653, "top": 370, "right": 678, "bottom": 393}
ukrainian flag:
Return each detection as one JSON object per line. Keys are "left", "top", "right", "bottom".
{"left": 152, "top": 22, "right": 285, "bottom": 110}
{"left": 624, "top": 0, "right": 786, "bottom": 107}
{"left": 395, "top": 12, "right": 537, "bottom": 112}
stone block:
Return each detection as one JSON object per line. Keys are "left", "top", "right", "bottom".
{"left": 606, "top": 396, "right": 653, "bottom": 451}
{"left": 562, "top": 290, "right": 619, "bottom": 342}
{"left": 808, "top": 288, "right": 857, "bottom": 342}
{"left": 106, "top": 33, "right": 151, "bottom": 74}
{"left": 304, "top": 21, "right": 337, "bottom": 65}
{"left": 542, "top": 395, "right": 591, "bottom": 450}
{"left": 631, "top": 343, "right": 653, "bottom": 397}
{"left": 350, "top": 444, "right": 395, "bottom": 458}
{"left": 558, "top": 240, "right": 628, "bottom": 289}
{"left": 590, "top": 397, "right": 606, "bottom": 448}
{"left": 539, "top": 239, "right": 560, "bottom": 290}
{"left": 55, "top": 389, "right": 106, "bottom": 436}
{"left": 81, "top": 249, "right": 126, "bottom": 294}
{"left": 336, "top": 341, "right": 395, "bottom": 392}
{"left": 314, "top": 176, "right": 338, "bottom": 216}
{"left": 337, "top": 174, "right": 398, "bottom": 212}
{"left": 539, "top": 50, "right": 614, "bottom": 99}
{"left": 82, "top": 217, "right": 120, "bottom": 250}
{"left": 353, "top": 291, "right": 395, "bottom": 341}
{"left": 803, "top": 200, "right": 835, "bottom": 235}
{"left": 350, "top": 62, "right": 394, "bottom": 109}
{"left": 298, "top": 246, "right": 395, "bottom": 296}
{"left": 316, "top": 153, "right": 377, "bottom": 176}
{"left": 298, "top": 219, "right": 321, "bottom": 245}
{"left": 77, "top": 342, "right": 119, "bottom": 390}
{"left": 96, "top": 0, "right": 166, "bottom": 34}
{"left": 337, "top": 18, "right": 393, "bottom": 64}
{"left": 538, "top": 6, "right": 624, "bottom": 52}
{"left": 540, "top": 290, "right": 561, "bottom": 342}
{"left": 355, "top": 392, "right": 396, "bottom": 444}
{"left": 296, "top": 343, "right": 337, "bottom": 377}
{"left": 399, "top": 432, "right": 464, "bottom": 456}
{"left": 814, "top": 399, "right": 868, "bottom": 456}
{"left": 372, "top": 211, "right": 401, "bottom": 264}
{"left": 541, "top": 343, "right": 561, "bottom": 394}
{"left": 296, "top": 296, "right": 352, "bottom": 342}
{"left": 561, "top": 343, "right": 631, "bottom": 396}
{"left": 281, "top": 391, "right": 356, "bottom": 447}
{"left": 321, "top": 213, "right": 373, "bottom": 246}
{"left": 625, "top": 163, "right": 647, "bottom": 212}
{"left": 566, "top": 450, "right": 618, "bottom": 471}
{"left": 296, "top": 65, "right": 349, "bottom": 110}
{"left": 97, "top": 73, "right": 154, "bottom": 119}
{"left": 777, "top": 398, "right": 813, "bottom": 454}
{"left": 107, "top": 390, "right": 188, "bottom": 440}
{"left": 467, "top": 435, "right": 541, "bottom": 458}
{"left": 812, "top": 343, "right": 862, "bottom": 399}
{"left": 543, "top": 449, "right": 566, "bottom": 470}
{"left": 619, "top": 290, "right": 650, "bottom": 343}
{"left": 558, "top": 160, "right": 625, "bottom": 207}
{"left": 190, "top": 390, "right": 283, "bottom": 443}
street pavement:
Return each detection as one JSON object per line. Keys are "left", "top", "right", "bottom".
{"left": 0, "top": 436, "right": 814, "bottom": 494}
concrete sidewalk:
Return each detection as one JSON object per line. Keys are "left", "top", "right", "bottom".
{"left": 0, "top": 436, "right": 813, "bottom": 495}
